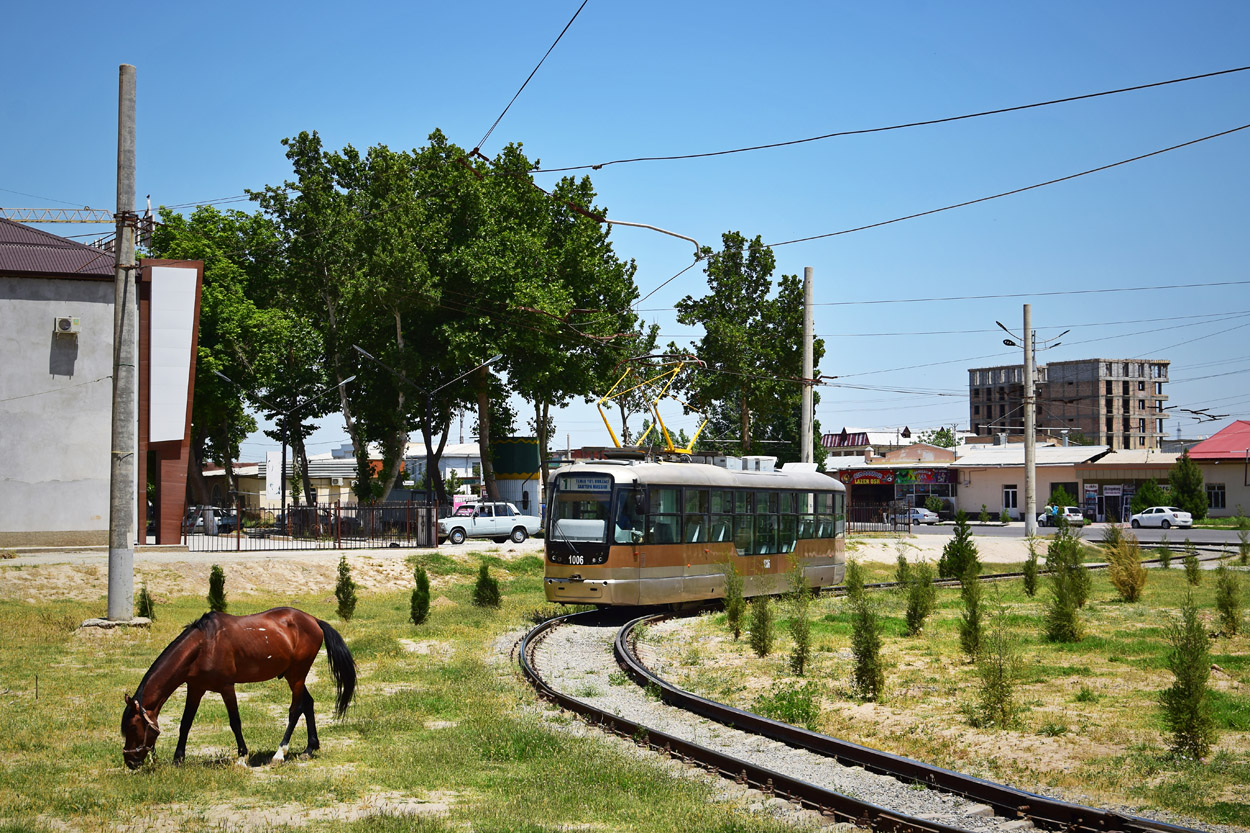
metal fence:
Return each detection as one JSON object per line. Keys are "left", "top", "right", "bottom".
{"left": 183, "top": 500, "right": 439, "bottom": 552}
{"left": 847, "top": 503, "right": 912, "bottom": 534}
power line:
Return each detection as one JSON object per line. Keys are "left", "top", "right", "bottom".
{"left": 472, "top": 0, "right": 591, "bottom": 156}
{"left": 812, "top": 278, "right": 1250, "bottom": 308}
{"left": 768, "top": 122, "right": 1250, "bottom": 248}
{"left": 535, "top": 65, "right": 1250, "bottom": 173}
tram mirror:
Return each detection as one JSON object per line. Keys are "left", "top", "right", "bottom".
{"left": 632, "top": 492, "right": 646, "bottom": 516}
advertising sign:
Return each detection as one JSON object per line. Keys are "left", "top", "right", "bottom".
{"left": 838, "top": 470, "right": 895, "bottom": 485}
{"left": 566, "top": 474, "right": 613, "bottom": 493}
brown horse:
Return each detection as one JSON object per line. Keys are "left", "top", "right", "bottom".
{"left": 121, "top": 607, "right": 355, "bottom": 769}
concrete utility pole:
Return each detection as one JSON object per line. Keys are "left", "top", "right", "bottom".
{"left": 107, "top": 64, "right": 137, "bottom": 621}
{"left": 1023, "top": 303, "right": 1037, "bottom": 538}
{"left": 800, "top": 266, "right": 815, "bottom": 464}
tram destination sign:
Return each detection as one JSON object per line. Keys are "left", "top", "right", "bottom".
{"left": 566, "top": 474, "right": 613, "bottom": 493}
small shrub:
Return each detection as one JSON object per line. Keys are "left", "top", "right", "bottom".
{"left": 1100, "top": 523, "right": 1124, "bottom": 549}
{"left": 850, "top": 594, "right": 885, "bottom": 701}
{"left": 904, "top": 561, "right": 937, "bottom": 636}
{"left": 894, "top": 539, "right": 911, "bottom": 589}
{"left": 938, "top": 511, "right": 980, "bottom": 579}
{"left": 1183, "top": 540, "right": 1201, "bottom": 586}
{"left": 1038, "top": 721, "right": 1069, "bottom": 737}
{"left": 723, "top": 561, "right": 746, "bottom": 641}
{"left": 958, "top": 563, "right": 983, "bottom": 659}
{"left": 844, "top": 558, "right": 866, "bottom": 602}
{"left": 1161, "top": 590, "right": 1216, "bottom": 759}
{"left": 1022, "top": 537, "right": 1040, "bottom": 598}
{"left": 335, "top": 555, "right": 358, "bottom": 621}
{"left": 1106, "top": 533, "right": 1147, "bottom": 603}
{"left": 748, "top": 596, "right": 775, "bottom": 657}
{"left": 1215, "top": 562, "right": 1242, "bottom": 636}
{"left": 472, "top": 563, "right": 502, "bottom": 608}
{"left": 1044, "top": 529, "right": 1083, "bottom": 642}
{"left": 1074, "top": 685, "right": 1099, "bottom": 703}
{"left": 1236, "top": 507, "right": 1250, "bottom": 566}
{"left": 754, "top": 681, "right": 822, "bottom": 730}
{"left": 999, "top": 508, "right": 1011, "bottom": 525}
{"left": 136, "top": 583, "right": 155, "bottom": 620}
{"left": 979, "top": 504, "right": 991, "bottom": 524}
{"left": 207, "top": 564, "right": 227, "bottom": 613}
{"left": 924, "top": 494, "right": 943, "bottom": 514}
{"left": 971, "top": 592, "right": 1020, "bottom": 728}
{"left": 1157, "top": 533, "right": 1172, "bottom": 569}
{"left": 410, "top": 565, "right": 430, "bottom": 625}
{"left": 787, "top": 563, "right": 812, "bottom": 676}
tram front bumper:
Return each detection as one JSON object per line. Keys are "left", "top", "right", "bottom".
{"left": 545, "top": 576, "right": 625, "bottom": 605}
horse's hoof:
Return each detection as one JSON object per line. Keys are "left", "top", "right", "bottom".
{"left": 272, "top": 746, "right": 287, "bottom": 764}
{"left": 235, "top": 756, "right": 249, "bottom": 768}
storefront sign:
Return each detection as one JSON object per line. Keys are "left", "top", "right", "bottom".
{"left": 839, "top": 470, "right": 894, "bottom": 485}
{"left": 1104, "top": 485, "right": 1122, "bottom": 497}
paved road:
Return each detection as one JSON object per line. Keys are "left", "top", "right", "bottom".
{"left": 909, "top": 522, "right": 1241, "bottom": 548}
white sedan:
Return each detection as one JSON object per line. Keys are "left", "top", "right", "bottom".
{"left": 1129, "top": 506, "right": 1193, "bottom": 530}
{"left": 439, "top": 501, "right": 542, "bottom": 544}
{"left": 909, "top": 507, "right": 940, "bottom": 525}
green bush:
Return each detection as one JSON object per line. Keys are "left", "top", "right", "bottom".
{"left": 850, "top": 593, "right": 885, "bottom": 701}
{"left": 1101, "top": 523, "right": 1124, "bottom": 549}
{"left": 894, "top": 541, "right": 911, "bottom": 589}
{"left": 472, "top": 564, "right": 502, "bottom": 608}
{"left": 410, "top": 565, "right": 431, "bottom": 625}
{"left": 924, "top": 494, "right": 943, "bottom": 514}
{"left": 1236, "top": 507, "right": 1250, "bottom": 566}
{"left": 753, "top": 681, "right": 822, "bottom": 730}
{"left": 1130, "top": 479, "right": 1168, "bottom": 515}
{"left": 1183, "top": 540, "right": 1201, "bottom": 586}
{"left": 748, "top": 596, "right": 775, "bottom": 658}
{"left": 1044, "top": 529, "right": 1083, "bottom": 642}
{"left": 1022, "top": 537, "right": 1040, "bottom": 598}
{"left": 939, "top": 511, "right": 980, "bottom": 580}
{"left": 335, "top": 555, "right": 358, "bottom": 621}
{"left": 723, "top": 561, "right": 746, "bottom": 641}
{"left": 999, "top": 508, "right": 1011, "bottom": 525}
{"left": 971, "top": 593, "right": 1020, "bottom": 728}
{"left": 1158, "top": 533, "right": 1172, "bottom": 568}
{"left": 1106, "top": 533, "right": 1147, "bottom": 603}
{"left": 844, "top": 558, "right": 866, "bottom": 602}
{"left": 1049, "top": 485, "right": 1077, "bottom": 509}
{"left": 1169, "top": 449, "right": 1208, "bottom": 522}
{"left": 1161, "top": 590, "right": 1216, "bottom": 759}
{"left": 979, "top": 504, "right": 990, "bottom": 524}
{"left": 1215, "top": 562, "right": 1242, "bottom": 636}
{"left": 135, "top": 583, "right": 155, "bottom": 620}
{"left": 787, "top": 564, "right": 812, "bottom": 676}
{"left": 904, "top": 560, "right": 936, "bottom": 636}
{"left": 207, "top": 564, "right": 227, "bottom": 613}
{"left": 958, "top": 563, "right": 983, "bottom": 659}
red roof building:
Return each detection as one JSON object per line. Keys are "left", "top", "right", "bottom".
{"left": 1186, "top": 420, "right": 1250, "bottom": 460}
{"left": 1185, "top": 421, "right": 1250, "bottom": 518}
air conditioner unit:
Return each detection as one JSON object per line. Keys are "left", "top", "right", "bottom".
{"left": 331, "top": 477, "right": 344, "bottom": 486}
{"left": 54, "top": 316, "right": 80, "bottom": 336}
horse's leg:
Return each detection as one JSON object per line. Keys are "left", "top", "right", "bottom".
{"left": 221, "top": 686, "right": 248, "bottom": 767}
{"left": 173, "top": 686, "right": 205, "bottom": 764}
{"left": 273, "top": 676, "right": 307, "bottom": 763}
{"left": 302, "top": 690, "right": 319, "bottom": 754}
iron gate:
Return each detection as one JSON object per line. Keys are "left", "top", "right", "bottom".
{"left": 183, "top": 500, "right": 440, "bottom": 552}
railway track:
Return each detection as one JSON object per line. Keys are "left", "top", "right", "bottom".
{"left": 517, "top": 547, "right": 1237, "bottom": 833}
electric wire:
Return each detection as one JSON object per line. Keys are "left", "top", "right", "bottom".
{"left": 534, "top": 64, "right": 1250, "bottom": 173}
{"left": 768, "top": 122, "right": 1250, "bottom": 248}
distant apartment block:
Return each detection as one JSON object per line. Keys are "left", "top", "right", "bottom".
{"left": 968, "top": 359, "right": 1169, "bottom": 451}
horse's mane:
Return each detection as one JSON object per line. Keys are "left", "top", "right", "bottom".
{"left": 123, "top": 612, "right": 220, "bottom": 729}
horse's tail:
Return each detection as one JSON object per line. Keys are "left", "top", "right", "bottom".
{"left": 317, "top": 619, "right": 356, "bottom": 718}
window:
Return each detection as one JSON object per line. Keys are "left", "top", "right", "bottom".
{"left": 1105, "top": 380, "right": 1113, "bottom": 395}
{"left": 1138, "top": 400, "right": 1145, "bottom": 411}
{"left": 1157, "top": 419, "right": 1165, "bottom": 434}
{"left": 648, "top": 487, "right": 680, "bottom": 544}
{"left": 1208, "top": 483, "right": 1226, "bottom": 510}
{"left": 1105, "top": 397, "right": 1114, "bottom": 413}
{"left": 1155, "top": 382, "right": 1163, "bottom": 395}
{"left": 972, "top": 388, "right": 980, "bottom": 399}
{"left": 683, "top": 488, "right": 708, "bottom": 543}
{"left": 1003, "top": 485, "right": 1018, "bottom": 510}
{"left": 1138, "top": 381, "right": 1146, "bottom": 391}
{"left": 973, "top": 405, "right": 980, "bottom": 416}
{"left": 1122, "top": 382, "right": 1130, "bottom": 396}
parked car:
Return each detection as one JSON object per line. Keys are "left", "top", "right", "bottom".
{"left": 1130, "top": 506, "right": 1193, "bottom": 529}
{"left": 909, "top": 507, "right": 940, "bottom": 525}
{"left": 439, "top": 501, "right": 542, "bottom": 544}
{"left": 182, "top": 506, "right": 239, "bottom": 535}
{"left": 1037, "top": 506, "right": 1086, "bottom": 527}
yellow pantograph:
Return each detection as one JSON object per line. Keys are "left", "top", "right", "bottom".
{"left": 596, "top": 356, "right": 709, "bottom": 454}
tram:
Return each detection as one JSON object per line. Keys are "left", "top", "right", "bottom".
{"left": 544, "top": 458, "right": 846, "bottom": 607}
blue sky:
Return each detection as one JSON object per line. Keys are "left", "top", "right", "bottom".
{"left": 6, "top": 1, "right": 1249, "bottom": 458}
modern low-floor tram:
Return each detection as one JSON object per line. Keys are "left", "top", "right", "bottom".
{"left": 544, "top": 459, "right": 846, "bottom": 607}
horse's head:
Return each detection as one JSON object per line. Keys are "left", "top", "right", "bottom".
{"left": 121, "top": 693, "right": 160, "bottom": 769}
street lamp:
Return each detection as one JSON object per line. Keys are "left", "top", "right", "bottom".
{"left": 350, "top": 346, "right": 502, "bottom": 508}
{"left": 214, "top": 371, "right": 356, "bottom": 530}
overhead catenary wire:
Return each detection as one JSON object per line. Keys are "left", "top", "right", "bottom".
{"left": 534, "top": 64, "right": 1250, "bottom": 173}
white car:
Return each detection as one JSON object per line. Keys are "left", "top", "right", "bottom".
{"left": 909, "top": 507, "right": 940, "bottom": 525}
{"left": 1130, "top": 506, "right": 1193, "bottom": 530}
{"left": 439, "top": 501, "right": 542, "bottom": 545}
{"left": 1038, "top": 507, "right": 1085, "bottom": 527}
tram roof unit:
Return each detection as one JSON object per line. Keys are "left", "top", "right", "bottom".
{"left": 550, "top": 459, "right": 844, "bottom": 492}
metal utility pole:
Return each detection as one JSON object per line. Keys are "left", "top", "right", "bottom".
{"left": 1023, "top": 303, "right": 1036, "bottom": 538}
{"left": 800, "top": 266, "right": 815, "bottom": 464}
{"left": 107, "top": 64, "right": 137, "bottom": 621}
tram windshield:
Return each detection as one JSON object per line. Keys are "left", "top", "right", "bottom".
{"left": 550, "top": 474, "right": 613, "bottom": 543}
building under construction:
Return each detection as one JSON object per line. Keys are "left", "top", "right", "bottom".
{"left": 968, "top": 358, "right": 1169, "bottom": 451}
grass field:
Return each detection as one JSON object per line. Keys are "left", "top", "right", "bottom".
{"left": 0, "top": 551, "right": 803, "bottom": 833}
{"left": 644, "top": 555, "right": 1250, "bottom": 829}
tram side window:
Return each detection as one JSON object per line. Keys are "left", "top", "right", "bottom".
{"left": 835, "top": 492, "right": 846, "bottom": 536}
{"left": 710, "top": 490, "right": 733, "bottom": 543}
{"left": 816, "top": 491, "right": 836, "bottom": 538}
{"left": 733, "top": 514, "right": 753, "bottom": 555}
{"left": 779, "top": 515, "right": 797, "bottom": 553}
{"left": 755, "top": 512, "right": 778, "bottom": 555}
{"left": 648, "top": 487, "right": 680, "bottom": 544}
{"left": 798, "top": 491, "right": 816, "bottom": 539}
{"left": 684, "top": 488, "right": 709, "bottom": 543}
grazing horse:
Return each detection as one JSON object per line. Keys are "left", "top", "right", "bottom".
{"left": 121, "top": 607, "right": 355, "bottom": 769}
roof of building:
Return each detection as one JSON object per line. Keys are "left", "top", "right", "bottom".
{"left": 1080, "top": 449, "right": 1180, "bottom": 467}
{"left": 1187, "top": 420, "right": 1250, "bottom": 460}
{"left": 406, "top": 442, "right": 481, "bottom": 459}
{"left": 952, "top": 444, "right": 1110, "bottom": 468}
{"left": 0, "top": 219, "right": 115, "bottom": 278}
{"left": 822, "top": 426, "right": 917, "bottom": 449}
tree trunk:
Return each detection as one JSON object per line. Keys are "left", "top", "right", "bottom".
{"left": 476, "top": 366, "right": 499, "bottom": 500}
{"left": 376, "top": 308, "right": 408, "bottom": 504}
{"left": 537, "top": 400, "right": 551, "bottom": 508}
{"left": 421, "top": 404, "right": 451, "bottom": 512}
{"left": 218, "top": 419, "right": 235, "bottom": 501}
{"left": 739, "top": 392, "right": 751, "bottom": 453}
{"left": 617, "top": 400, "right": 631, "bottom": 445}
{"left": 292, "top": 432, "right": 315, "bottom": 506}
{"left": 187, "top": 429, "right": 212, "bottom": 505}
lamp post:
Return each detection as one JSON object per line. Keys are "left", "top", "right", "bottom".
{"left": 997, "top": 307, "right": 1067, "bottom": 538}
{"left": 350, "top": 346, "right": 502, "bottom": 511}
{"left": 214, "top": 371, "right": 356, "bottom": 529}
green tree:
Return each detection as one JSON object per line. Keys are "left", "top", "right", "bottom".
{"left": 924, "top": 494, "right": 943, "bottom": 514}
{"left": 207, "top": 564, "right": 227, "bottom": 613}
{"left": 787, "top": 563, "right": 813, "bottom": 676}
{"left": 1169, "top": 449, "right": 1207, "bottom": 521}
{"left": 723, "top": 561, "right": 746, "bottom": 641}
{"left": 136, "top": 584, "right": 156, "bottom": 620}
{"left": 973, "top": 592, "right": 1020, "bottom": 728}
{"left": 979, "top": 504, "right": 991, "bottom": 524}
{"left": 1044, "top": 529, "right": 1084, "bottom": 642}
{"left": 958, "top": 563, "right": 984, "bottom": 659}
{"left": 904, "top": 561, "right": 937, "bottom": 636}
{"left": 1160, "top": 590, "right": 1216, "bottom": 759}
{"left": 674, "top": 231, "right": 826, "bottom": 463}
{"left": 411, "top": 565, "right": 431, "bottom": 625}
{"left": 472, "top": 564, "right": 502, "bottom": 608}
{"left": 1048, "top": 485, "right": 1077, "bottom": 509}
{"left": 335, "top": 555, "right": 358, "bottom": 621}
{"left": 1235, "top": 506, "right": 1250, "bottom": 566}
{"left": 1022, "top": 537, "right": 1040, "bottom": 598}
{"left": 749, "top": 596, "right": 775, "bottom": 658}
{"left": 1215, "top": 562, "right": 1242, "bottom": 636}
{"left": 849, "top": 593, "right": 885, "bottom": 701}
{"left": 844, "top": 559, "right": 866, "bottom": 602}
{"left": 1107, "top": 533, "right": 1147, "bottom": 603}
{"left": 939, "top": 511, "right": 980, "bottom": 579}
{"left": 917, "top": 427, "right": 956, "bottom": 448}
{"left": 1130, "top": 479, "right": 1169, "bottom": 516}
{"left": 1183, "top": 539, "right": 1201, "bottom": 586}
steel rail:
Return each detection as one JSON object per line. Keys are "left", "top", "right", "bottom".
{"left": 614, "top": 616, "right": 1205, "bottom": 833}
{"left": 518, "top": 609, "right": 981, "bottom": 833}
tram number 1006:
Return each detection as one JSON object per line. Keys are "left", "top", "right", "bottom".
{"left": 566, "top": 555, "right": 585, "bottom": 565}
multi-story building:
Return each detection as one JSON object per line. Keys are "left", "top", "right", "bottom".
{"left": 968, "top": 359, "right": 1169, "bottom": 451}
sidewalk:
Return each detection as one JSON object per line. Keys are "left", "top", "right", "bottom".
{"left": 848, "top": 532, "right": 1037, "bottom": 564}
